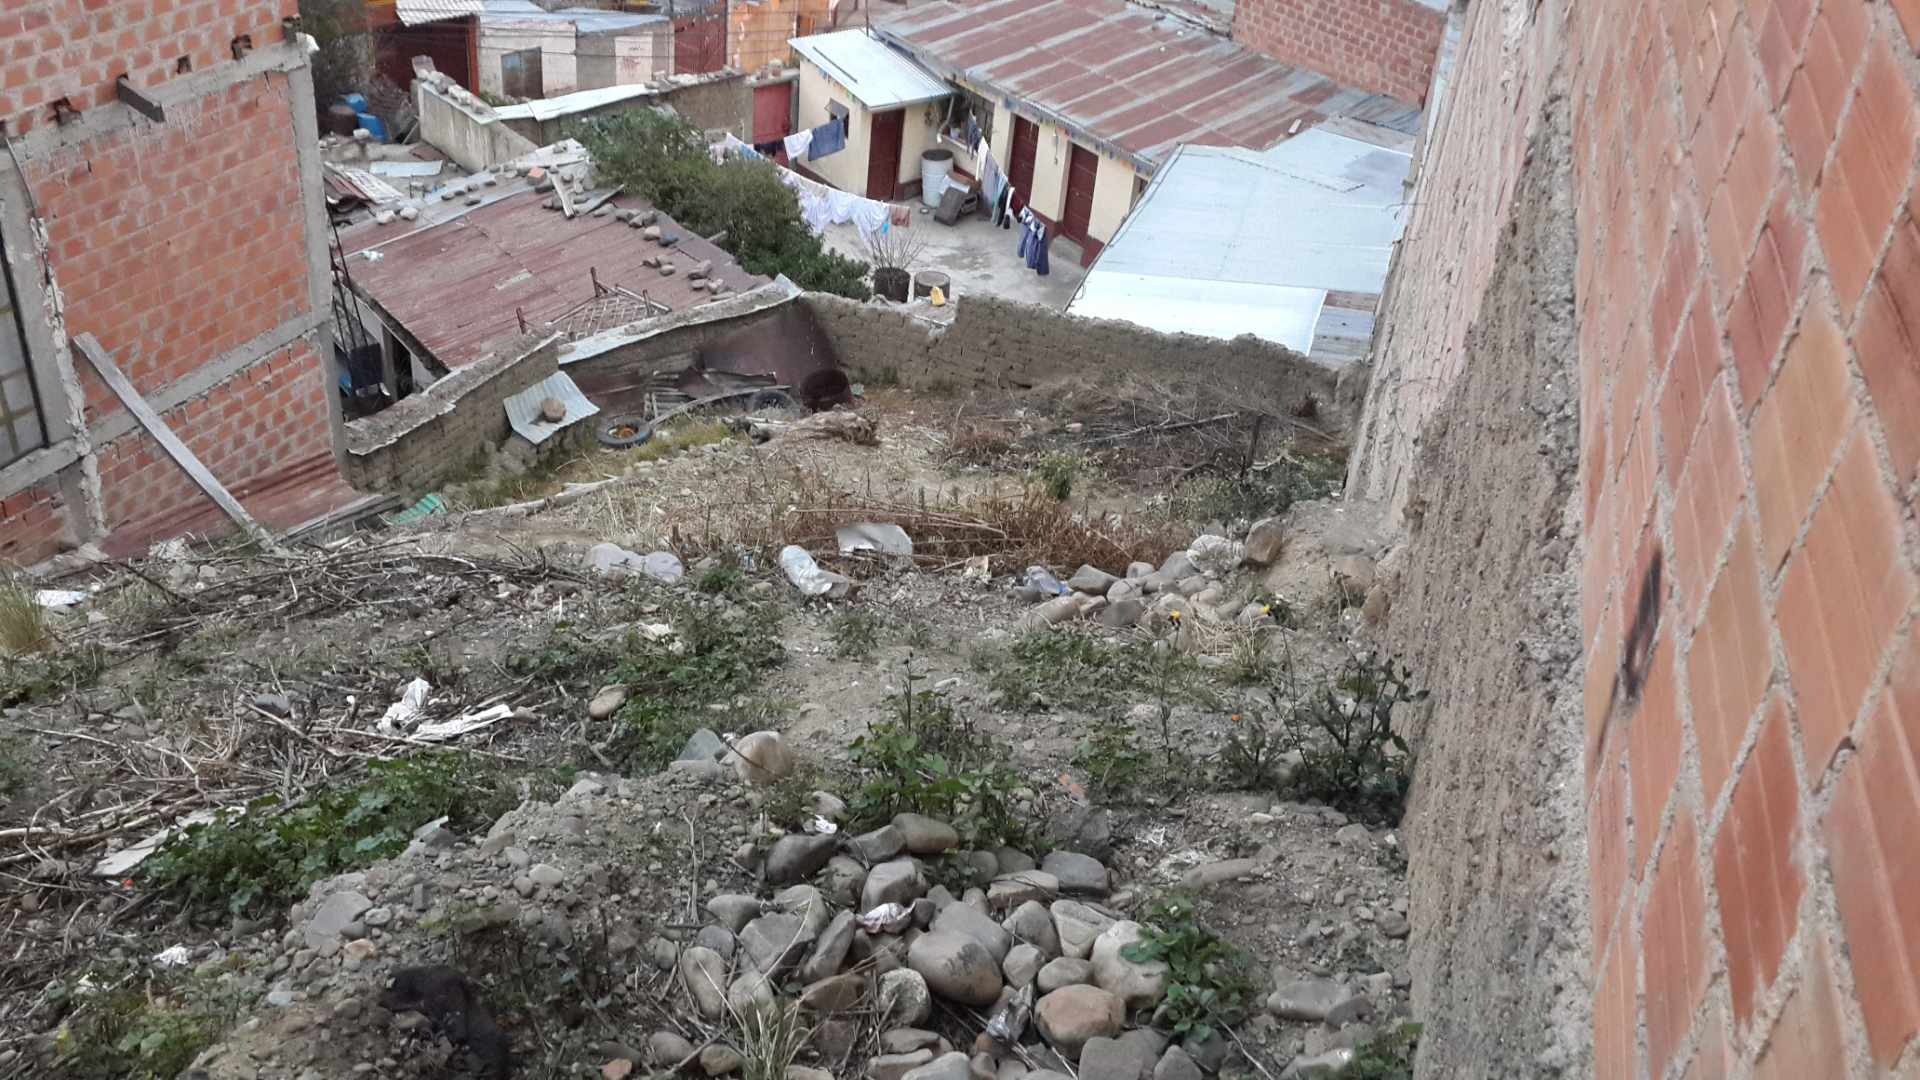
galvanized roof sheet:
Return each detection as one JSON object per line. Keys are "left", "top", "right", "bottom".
{"left": 1067, "top": 126, "right": 1411, "bottom": 360}
{"left": 876, "top": 0, "right": 1421, "bottom": 169}
{"left": 493, "top": 84, "right": 656, "bottom": 122}
{"left": 788, "top": 30, "right": 953, "bottom": 109}
{"left": 504, "top": 371, "right": 599, "bottom": 444}
{"left": 396, "top": 0, "right": 481, "bottom": 27}
{"left": 339, "top": 188, "right": 768, "bottom": 369}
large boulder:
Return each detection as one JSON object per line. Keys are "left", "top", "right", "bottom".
{"left": 766, "top": 834, "right": 839, "bottom": 885}
{"left": 731, "top": 731, "right": 795, "bottom": 785}
{"left": 1033, "top": 984, "right": 1124, "bottom": 1054}
{"left": 907, "top": 931, "right": 1003, "bottom": 1006}
{"left": 1090, "top": 921, "right": 1168, "bottom": 1008}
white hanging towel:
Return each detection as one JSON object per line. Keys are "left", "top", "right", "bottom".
{"left": 783, "top": 129, "right": 814, "bottom": 160}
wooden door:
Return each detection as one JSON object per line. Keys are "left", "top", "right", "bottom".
{"left": 867, "top": 109, "right": 904, "bottom": 201}
{"left": 1008, "top": 115, "right": 1038, "bottom": 212}
{"left": 1062, "top": 142, "right": 1097, "bottom": 249}
{"left": 753, "top": 80, "right": 793, "bottom": 149}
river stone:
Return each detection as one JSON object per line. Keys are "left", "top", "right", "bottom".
{"left": 679, "top": 946, "right": 726, "bottom": 1020}
{"left": 731, "top": 730, "right": 794, "bottom": 785}
{"left": 1179, "top": 858, "right": 1257, "bottom": 891}
{"left": 932, "top": 901, "right": 1012, "bottom": 963}
{"left": 987, "top": 870, "right": 1057, "bottom": 909}
{"left": 801, "top": 972, "right": 866, "bottom": 1013}
{"left": 766, "top": 834, "right": 839, "bottom": 885}
{"left": 304, "top": 890, "right": 372, "bottom": 950}
{"left": 1004, "top": 900, "right": 1061, "bottom": 956}
{"left": 774, "top": 884, "right": 832, "bottom": 937}
{"left": 649, "top": 1030, "right": 695, "bottom": 1065}
{"left": 1040, "top": 851, "right": 1108, "bottom": 897}
{"left": 853, "top": 824, "right": 907, "bottom": 862}
{"left": 588, "top": 684, "right": 627, "bottom": 720}
{"left": 992, "top": 848, "right": 1038, "bottom": 874}
{"left": 892, "top": 813, "right": 960, "bottom": 854}
{"left": 1154, "top": 1045, "right": 1204, "bottom": 1080}
{"left": 1266, "top": 978, "right": 1350, "bottom": 1022}
{"left": 740, "top": 913, "right": 812, "bottom": 975}
{"left": 727, "top": 970, "right": 776, "bottom": 1023}
{"left": 1036, "top": 956, "right": 1094, "bottom": 993}
{"left": 1080, "top": 1031, "right": 1161, "bottom": 1080}
{"left": 699, "top": 1044, "right": 742, "bottom": 1076}
{"left": 1033, "top": 984, "right": 1124, "bottom": 1054}
{"left": 1090, "top": 921, "right": 1168, "bottom": 1007}
{"left": 1068, "top": 565, "right": 1119, "bottom": 593}
{"left": 1051, "top": 900, "right": 1116, "bottom": 960}
{"left": 1003, "top": 943, "right": 1044, "bottom": 988}
{"left": 872, "top": 1050, "right": 935, "bottom": 1080}
{"left": 862, "top": 857, "right": 924, "bottom": 910}
{"left": 819, "top": 855, "right": 869, "bottom": 907}
{"left": 879, "top": 968, "right": 933, "bottom": 1025}
{"left": 907, "top": 931, "right": 1002, "bottom": 1006}
{"left": 707, "top": 893, "right": 761, "bottom": 932}
{"left": 800, "top": 911, "right": 857, "bottom": 983}
{"left": 880, "top": 1028, "right": 942, "bottom": 1054}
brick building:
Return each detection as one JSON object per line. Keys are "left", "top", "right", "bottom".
{"left": 1229, "top": 0, "right": 1449, "bottom": 108}
{"left": 0, "top": 0, "right": 342, "bottom": 567}
{"left": 1347, "top": 0, "right": 1920, "bottom": 1074}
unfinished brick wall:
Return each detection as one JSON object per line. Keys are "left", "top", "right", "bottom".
{"left": 1350, "top": 0, "right": 1920, "bottom": 1072}
{"left": 0, "top": 0, "right": 297, "bottom": 134}
{"left": 1577, "top": 0, "right": 1920, "bottom": 1072}
{"left": 1229, "top": 0, "right": 1446, "bottom": 107}
{"left": 0, "top": 479, "right": 71, "bottom": 566}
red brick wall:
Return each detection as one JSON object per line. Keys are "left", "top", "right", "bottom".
{"left": 0, "top": 0, "right": 297, "bottom": 135}
{"left": 0, "top": 479, "right": 70, "bottom": 566}
{"left": 1578, "top": 0, "right": 1920, "bottom": 1072}
{"left": 1229, "top": 0, "right": 1445, "bottom": 107}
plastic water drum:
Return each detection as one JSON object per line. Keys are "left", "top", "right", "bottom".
{"left": 920, "top": 148, "right": 954, "bottom": 208}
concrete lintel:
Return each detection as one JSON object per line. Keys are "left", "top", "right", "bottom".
{"left": 0, "top": 437, "right": 80, "bottom": 495}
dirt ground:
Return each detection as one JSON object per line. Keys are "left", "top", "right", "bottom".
{"left": 0, "top": 380, "right": 1414, "bottom": 1080}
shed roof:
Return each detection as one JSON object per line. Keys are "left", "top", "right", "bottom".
{"left": 876, "top": 0, "right": 1420, "bottom": 170}
{"left": 493, "top": 84, "right": 655, "bottom": 122}
{"left": 1066, "top": 125, "right": 1411, "bottom": 362}
{"left": 397, "top": 0, "right": 482, "bottom": 26}
{"left": 338, "top": 189, "right": 767, "bottom": 370}
{"left": 482, "top": 6, "right": 667, "bottom": 32}
{"left": 788, "top": 29, "right": 952, "bottom": 110}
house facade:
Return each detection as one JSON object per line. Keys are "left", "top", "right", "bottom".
{"left": 478, "top": 5, "right": 674, "bottom": 99}
{"left": 0, "top": 0, "right": 344, "bottom": 565}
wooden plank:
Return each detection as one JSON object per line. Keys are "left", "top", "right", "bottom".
{"left": 71, "top": 333, "right": 270, "bottom": 541}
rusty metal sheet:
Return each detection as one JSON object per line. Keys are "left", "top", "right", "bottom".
{"left": 340, "top": 189, "right": 768, "bottom": 370}
{"left": 878, "top": 0, "right": 1422, "bottom": 168}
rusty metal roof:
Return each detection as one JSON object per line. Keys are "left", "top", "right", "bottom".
{"left": 874, "top": 0, "right": 1421, "bottom": 171}
{"left": 339, "top": 190, "right": 768, "bottom": 369}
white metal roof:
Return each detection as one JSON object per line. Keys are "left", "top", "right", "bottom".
{"left": 504, "top": 371, "right": 599, "bottom": 445}
{"left": 788, "top": 30, "right": 951, "bottom": 110}
{"left": 397, "top": 0, "right": 482, "bottom": 27}
{"left": 1067, "top": 126, "right": 1412, "bottom": 362}
{"left": 494, "top": 84, "right": 655, "bottom": 123}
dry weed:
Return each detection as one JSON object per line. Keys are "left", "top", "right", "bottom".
{"left": 0, "top": 573, "right": 48, "bottom": 656}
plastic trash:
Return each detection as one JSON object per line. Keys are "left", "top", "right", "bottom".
{"left": 857, "top": 903, "right": 913, "bottom": 934}
{"left": 1022, "top": 565, "right": 1069, "bottom": 596}
{"left": 35, "top": 589, "right": 88, "bottom": 609}
{"left": 780, "top": 545, "right": 852, "bottom": 599}
{"left": 378, "top": 677, "right": 432, "bottom": 735}
{"left": 837, "top": 522, "right": 913, "bottom": 557}
{"left": 985, "top": 983, "right": 1033, "bottom": 1043}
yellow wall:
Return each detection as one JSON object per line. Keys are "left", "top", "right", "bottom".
{"left": 1089, "top": 152, "right": 1139, "bottom": 244}
{"left": 794, "top": 59, "right": 872, "bottom": 194}
{"left": 1026, "top": 119, "right": 1070, "bottom": 220}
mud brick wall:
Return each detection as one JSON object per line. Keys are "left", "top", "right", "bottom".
{"left": 1229, "top": 0, "right": 1446, "bottom": 107}
{"left": 801, "top": 295, "right": 1341, "bottom": 423}
{"left": 1349, "top": 0, "right": 1920, "bottom": 1073}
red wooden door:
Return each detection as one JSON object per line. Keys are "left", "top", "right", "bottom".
{"left": 1062, "top": 142, "right": 1097, "bottom": 251}
{"left": 1008, "top": 115, "right": 1038, "bottom": 212}
{"left": 753, "top": 81, "right": 793, "bottom": 148}
{"left": 867, "top": 109, "right": 904, "bottom": 201}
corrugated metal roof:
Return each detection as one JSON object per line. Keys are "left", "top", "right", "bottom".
{"left": 339, "top": 188, "right": 768, "bottom": 369}
{"left": 397, "top": 0, "right": 481, "bottom": 27}
{"left": 877, "top": 0, "right": 1421, "bottom": 170}
{"left": 789, "top": 30, "right": 953, "bottom": 109}
{"left": 504, "top": 371, "right": 599, "bottom": 444}
{"left": 483, "top": 6, "right": 667, "bottom": 32}
{"left": 1066, "top": 126, "right": 1410, "bottom": 361}
{"left": 494, "top": 84, "right": 656, "bottom": 122}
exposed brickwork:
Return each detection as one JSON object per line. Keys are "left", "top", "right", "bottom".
{"left": 1351, "top": 0, "right": 1920, "bottom": 1070}
{"left": 1228, "top": 0, "right": 1444, "bottom": 107}
{"left": 0, "top": 5, "right": 331, "bottom": 567}
{"left": 0, "top": 0, "right": 298, "bottom": 135}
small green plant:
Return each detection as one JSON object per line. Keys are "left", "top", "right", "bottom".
{"left": 505, "top": 623, "right": 621, "bottom": 686}
{"left": 1071, "top": 713, "right": 1152, "bottom": 801}
{"left": 829, "top": 609, "right": 883, "bottom": 659}
{"left": 1282, "top": 653, "right": 1426, "bottom": 825}
{"left": 599, "top": 598, "right": 785, "bottom": 772}
{"left": 632, "top": 418, "right": 733, "bottom": 463}
{"left": 898, "top": 618, "right": 935, "bottom": 651}
{"left": 1217, "top": 709, "right": 1285, "bottom": 790}
{"left": 1346, "top": 1021, "right": 1422, "bottom": 1080}
{"left": 50, "top": 975, "right": 242, "bottom": 1080}
{"left": 1121, "top": 893, "right": 1256, "bottom": 1042}
{"left": 697, "top": 565, "right": 746, "bottom": 596}
{"left": 142, "top": 754, "right": 515, "bottom": 917}
{"left": 733, "top": 999, "right": 814, "bottom": 1080}
{"left": 1033, "top": 452, "right": 1082, "bottom": 501}
{"left": 1, "top": 642, "right": 107, "bottom": 708}
{"left": 846, "top": 665, "right": 1028, "bottom": 847}
{"left": 0, "top": 733, "right": 30, "bottom": 803}
{"left": 974, "top": 631, "right": 1209, "bottom": 713}
{"left": 1165, "top": 448, "right": 1348, "bottom": 523}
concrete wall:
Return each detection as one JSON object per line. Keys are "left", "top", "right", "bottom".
{"left": 794, "top": 59, "right": 870, "bottom": 194}
{"left": 801, "top": 293, "right": 1339, "bottom": 418}
{"left": 417, "top": 80, "right": 537, "bottom": 174}
{"left": 0, "top": 15, "right": 334, "bottom": 566}
{"left": 1025, "top": 118, "right": 1070, "bottom": 221}
{"left": 1089, "top": 152, "right": 1139, "bottom": 246}
{"left": 726, "top": 0, "right": 829, "bottom": 73}
{"left": 502, "top": 74, "right": 754, "bottom": 147}
{"left": 1230, "top": 0, "right": 1445, "bottom": 107}
{"left": 577, "top": 26, "right": 671, "bottom": 87}
{"left": 479, "top": 21, "right": 578, "bottom": 97}
{"left": 1346, "top": 0, "right": 1920, "bottom": 1074}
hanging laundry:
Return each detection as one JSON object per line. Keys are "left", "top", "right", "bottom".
{"left": 784, "top": 128, "right": 814, "bottom": 160}
{"left": 753, "top": 139, "right": 783, "bottom": 158}
{"left": 1016, "top": 208, "right": 1034, "bottom": 260}
{"left": 890, "top": 204, "right": 912, "bottom": 227}
{"left": 1026, "top": 220, "right": 1050, "bottom": 276}
{"left": 808, "top": 118, "right": 846, "bottom": 159}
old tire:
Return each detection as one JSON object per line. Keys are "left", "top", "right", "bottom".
{"left": 595, "top": 415, "right": 652, "bottom": 449}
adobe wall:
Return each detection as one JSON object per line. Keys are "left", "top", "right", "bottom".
{"left": 0, "top": 13, "right": 334, "bottom": 566}
{"left": 800, "top": 295, "right": 1341, "bottom": 421}
{"left": 1229, "top": 0, "right": 1446, "bottom": 108}
{"left": 1349, "top": 0, "right": 1920, "bottom": 1073}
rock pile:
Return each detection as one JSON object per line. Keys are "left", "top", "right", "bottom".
{"left": 1014, "top": 523, "right": 1287, "bottom": 632}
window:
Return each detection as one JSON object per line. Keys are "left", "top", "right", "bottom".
{"left": 944, "top": 84, "right": 993, "bottom": 147}
{"left": 0, "top": 254, "right": 44, "bottom": 469}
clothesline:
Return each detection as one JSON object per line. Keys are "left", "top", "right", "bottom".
{"left": 717, "top": 134, "right": 891, "bottom": 243}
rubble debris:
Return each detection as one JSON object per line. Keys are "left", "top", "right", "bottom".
{"left": 837, "top": 522, "right": 914, "bottom": 558}
{"left": 377, "top": 677, "right": 432, "bottom": 735}
{"left": 780, "top": 545, "right": 853, "bottom": 599}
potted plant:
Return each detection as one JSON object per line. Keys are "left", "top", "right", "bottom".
{"left": 865, "top": 225, "right": 928, "bottom": 303}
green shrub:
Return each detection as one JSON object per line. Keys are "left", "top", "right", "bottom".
{"left": 1282, "top": 654, "right": 1425, "bottom": 825}
{"left": 50, "top": 975, "right": 242, "bottom": 1080}
{"left": 1121, "top": 893, "right": 1256, "bottom": 1042}
{"left": 576, "top": 109, "right": 871, "bottom": 299}
{"left": 973, "top": 631, "right": 1208, "bottom": 713}
{"left": 602, "top": 599, "right": 784, "bottom": 771}
{"left": 846, "top": 667, "right": 1028, "bottom": 848}
{"left": 142, "top": 755, "right": 514, "bottom": 917}
{"left": 829, "top": 609, "right": 883, "bottom": 659}
{"left": 1, "top": 643, "right": 106, "bottom": 709}
{"left": 1347, "top": 1022, "right": 1422, "bottom": 1080}
{"left": 1071, "top": 713, "right": 1152, "bottom": 801}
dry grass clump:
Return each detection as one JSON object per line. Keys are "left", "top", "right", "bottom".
{"left": 0, "top": 572, "right": 49, "bottom": 656}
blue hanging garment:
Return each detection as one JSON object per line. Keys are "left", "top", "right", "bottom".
{"left": 808, "top": 117, "right": 846, "bottom": 160}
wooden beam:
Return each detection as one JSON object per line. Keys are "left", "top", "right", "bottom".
{"left": 71, "top": 333, "right": 271, "bottom": 543}
{"left": 114, "top": 76, "right": 166, "bottom": 123}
